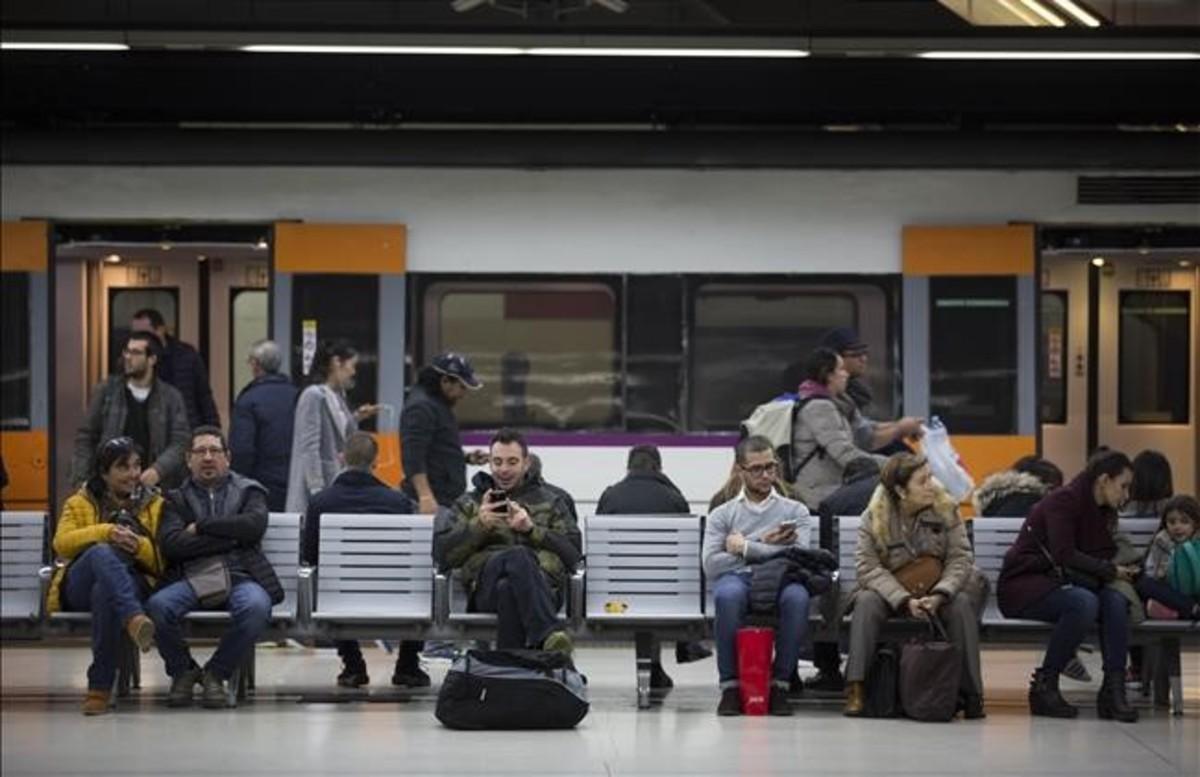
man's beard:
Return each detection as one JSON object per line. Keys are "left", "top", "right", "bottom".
{"left": 125, "top": 364, "right": 149, "bottom": 381}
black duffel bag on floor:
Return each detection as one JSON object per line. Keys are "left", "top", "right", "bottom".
{"left": 899, "top": 616, "right": 963, "bottom": 722}
{"left": 435, "top": 649, "right": 589, "bottom": 730}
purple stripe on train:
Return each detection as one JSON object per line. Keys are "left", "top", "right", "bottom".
{"left": 461, "top": 432, "right": 740, "bottom": 448}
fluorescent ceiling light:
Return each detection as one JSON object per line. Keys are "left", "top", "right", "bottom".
{"left": 1046, "top": 0, "right": 1103, "bottom": 28}
{"left": 920, "top": 51, "right": 1200, "bottom": 60}
{"left": 527, "top": 47, "right": 808, "bottom": 58}
{"left": 1016, "top": 0, "right": 1066, "bottom": 27}
{"left": 1, "top": 42, "right": 129, "bottom": 51}
{"left": 241, "top": 44, "right": 524, "bottom": 55}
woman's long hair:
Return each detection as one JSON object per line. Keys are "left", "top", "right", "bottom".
{"left": 310, "top": 338, "right": 357, "bottom": 385}
{"left": 871, "top": 451, "right": 929, "bottom": 546}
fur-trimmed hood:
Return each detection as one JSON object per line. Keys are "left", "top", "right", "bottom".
{"left": 971, "top": 471, "right": 1050, "bottom": 517}
{"left": 864, "top": 481, "right": 958, "bottom": 550}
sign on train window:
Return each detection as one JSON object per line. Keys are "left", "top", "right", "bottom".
{"left": 425, "top": 282, "right": 620, "bottom": 430}
{"left": 1119, "top": 290, "right": 1190, "bottom": 425}
{"left": 930, "top": 277, "right": 1018, "bottom": 435}
{"left": 1041, "top": 291, "right": 1068, "bottom": 425}
{"left": 1, "top": 272, "right": 31, "bottom": 429}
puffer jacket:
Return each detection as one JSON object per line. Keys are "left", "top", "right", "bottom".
{"left": 791, "top": 380, "right": 883, "bottom": 510}
{"left": 46, "top": 481, "right": 165, "bottom": 613}
{"left": 852, "top": 483, "right": 982, "bottom": 612}
{"left": 972, "top": 470, "right": 1052, "bottom": 517}
{"left": 435, "top": 470, "right": 582, "bottom": 597}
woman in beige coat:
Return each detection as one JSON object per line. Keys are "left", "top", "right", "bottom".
{"left": 843, "top": 452, "right": 988, "bottom": 719}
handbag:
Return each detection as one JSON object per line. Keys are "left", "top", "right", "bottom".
{"left": 899, "top": 615, "right": 962, "bottom": 722}
{"left": 862, "top": 644, "right": 900, "bottom": 718}
{"left": 184, "top": 556, "right": 231, "bottom": 607}
{"left": 893, "top": 556, "right": 944, "bottom": 598}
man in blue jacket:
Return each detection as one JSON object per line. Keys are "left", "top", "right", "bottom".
{"left": 229, "top": 340, "right": 298, "bottom": 511}
{"left": 305, "top": 432, "right": 425, "bottom": 688}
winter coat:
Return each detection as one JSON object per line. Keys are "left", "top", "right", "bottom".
{"left": 435, "top": 470, "right": 581, "bottom": 597}
{"left": 46, "top": 481, "right": 165, "bottom": 613}
{"left": 229, "top": 372, "right": 298, "bottom": 512}
{"left": 158, "top": 473, "right": 284, "bottom": 604}
{"left": 303, "top": 469, "right": 416, "bottom": 565}
{"left": 852, "top": 484, "right": 982, "bottom": 613}
{"left": 596, "top": 470, "right": 690, "bottom": 515}
{"left": 972, "top": 470, "right": 1053, "bottom": 517}
{"left": 285, "top": 384, "right": 357, "bottom": 513}
{"left": 157, "top": 336, "right": 220, "bottom": 430}
{"left": 791, "top": 380, "right": 884, "bottom": 510}
{"left": 1144, "top": 529, "right": 1183, "bottom": 580}
{"left": 71, "top": 376, "right": 190, "bottom": 489}
{"left": 996, "top": 474, "right": 1120, "bottom": 617}
{"left": 749, "top": 547, "right": 838, "bottom": 613}
{"left": 400, "top": 383, "right": 468, "bottom": 507}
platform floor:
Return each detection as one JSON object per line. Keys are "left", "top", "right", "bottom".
{"left": 2, "top": 643, "right": 1197, "bottom": 776}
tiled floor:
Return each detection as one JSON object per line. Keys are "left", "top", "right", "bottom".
{"left": 2, "top": 643, "right": 1197, "bottom": 776}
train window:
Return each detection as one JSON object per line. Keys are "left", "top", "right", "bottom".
{"left": 690, "top": 283, "right": 881, "bottom": 431}
{"left": 1, "top": 272, "right": 31, "bottom": 429}
{"left": 930, "top": 277, "right": 1018, "bottom": 435}
{"left": 1119, "top": 290, "right": 1190, "bottom": 425}
{"left": 1041, "top": 291, "right": 1068, "bottom": 424}
{"left": 229, "top": 288, "right": 269, "bottom": 404}
{"left": 424, "top": 281, "right": 620, "bottom": 430}
{"left": 108, "top": 287, "right": 179, "bottom": 372}
{"left": 626, "top": 276, "right": 684, "bottom": 432}
{"left": 291, "top": 275, "right": 380, "bottom": 427}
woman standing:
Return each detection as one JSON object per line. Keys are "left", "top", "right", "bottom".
{"left": 46, "top": 437, "right": 164, "bottom": 714}
{"left": 997, "top": 450, "right": 1139, "bottom": 722}
{"left": 285, "top": 339, "right": 378, "bottom": 513}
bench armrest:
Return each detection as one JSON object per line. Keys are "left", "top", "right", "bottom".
{"left": 568, "top": 569, "right": 585, "bottom": 631}
{"left": 433, "top": 572, "right": 450, "bottom": 628}
{"left": 296, "top": 565, "right": 315, "bottom": 632}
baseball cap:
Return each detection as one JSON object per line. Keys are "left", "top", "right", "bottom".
{"left": 431, "top": 351, "right": 483, "bottom": 390}
{"left": 820, "top": 327, "right": 868, "bottom": 356}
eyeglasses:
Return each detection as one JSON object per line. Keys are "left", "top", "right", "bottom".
{"left": 123, "top": 347, "right": 148, "bottom": 357}
{"left": 100, "top": 436, "right": 136, "bottom": 452}
{"left": 741, "top": 462, "right": 778, "bottom": 476}
{"left": 189, "top": 446, "right": 226, "bottom": 458}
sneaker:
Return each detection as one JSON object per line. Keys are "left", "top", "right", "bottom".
{"left": 805, "top": 669, "right": 846, "bottom": 694}
{"left": 336, "top": 666, "right": 370, "bottom": 688}
{"left": 124, "top": 614, "right": 155, "bottom": 653}
{"left": 167, "top": 665, "right": 202, "bottom": 708}
{"left": 391, "top": 665, "right": 432, "bottom": 688}
{"left": 1062, "top": 656, "right": 1092, "bottom": 683}
{"left": 649, "top": 662, "right": 674, "bottom": 690}
{"left": 675, "top": 641, "right": 713, "bottom": 665}
{"left": 541, "top": 630, "right": 573, "bottom": 657}
{"left": 200, "top": 671, "right": 227, "bottom": 709}
{"left": 768, "top": 684, "right": 793, "bottom": 717}
{"left": 717, "top": 686, "right": 742, "bottom": 716}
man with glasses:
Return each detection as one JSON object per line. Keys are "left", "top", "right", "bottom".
{"left": 72, "top": 331, "right": 190, "bottom": 490}
{"left": 702, "top": 435, "right": 814, "bottom": 717}
{"left": 147, "top": 426, "right": 283, "bottom": 709}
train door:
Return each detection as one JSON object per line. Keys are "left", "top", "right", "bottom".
{"left": 1042, "top": 250, "right": 1199, "bottom": 494}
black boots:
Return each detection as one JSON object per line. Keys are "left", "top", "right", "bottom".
{"left": 1028, "top": 668, "right": 1078, "bottom": 718}
{"left": 1097, "top": 670, "right": 1139, "bottom": 723}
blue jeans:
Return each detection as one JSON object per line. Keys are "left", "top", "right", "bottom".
{"left": 1020, "top": 585, "right": 1129, "bottom": 674}
{"left": 712, "top": 571, "right": 811, "bottom": 685}
{"left": 61, "top": 544, "right": 149, "bottom": 690}
{"left": 147, "top": 576, "right": 272, "bottom": 680}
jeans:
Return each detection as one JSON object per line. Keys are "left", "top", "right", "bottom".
{"left": 471, "top": 547, "right": 561, "bottom": 650}
{"left": 60, "top": 544, "right": 149, "bottom": 690}
{"left": 1020, "top": 585, "right": 1129, "bottom": 674}
{"left": 147, "top": 576, "right": 272, "bottom": 680}
{"left": 1137, "top": 576, "right": 1200, "bottom": 617}
{"left": 712, "top": 571, "right": 811, "bottom": 685}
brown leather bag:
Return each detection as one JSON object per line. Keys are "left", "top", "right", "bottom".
{"left": 893, "top": 556, "right": 944, "bottom": 598}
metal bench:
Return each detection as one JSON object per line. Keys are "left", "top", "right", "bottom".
{"left": 1, "top": 511, "right": 46, "bottom": 639}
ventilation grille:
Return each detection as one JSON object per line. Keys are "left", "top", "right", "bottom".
{"left": 1078, "top": 176, "right": 1200, "bottom": 205}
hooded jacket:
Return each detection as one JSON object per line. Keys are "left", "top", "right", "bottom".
{"left": 972, "top": 470, "right": 1053, "bottom": 517}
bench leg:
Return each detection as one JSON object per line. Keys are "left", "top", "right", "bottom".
{"left": 636, "top": 658, "right": 652, "bottom": 710}
{"left": 116, "top": 636, "right": 134, "bottom": 698}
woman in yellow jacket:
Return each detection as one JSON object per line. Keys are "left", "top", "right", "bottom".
{"left": 47, "top": 436, "right": 165, "bottom": 715}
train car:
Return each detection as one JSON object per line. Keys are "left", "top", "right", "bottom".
{"left": 1, "top": 167, "right": 1197, "bottom": 514}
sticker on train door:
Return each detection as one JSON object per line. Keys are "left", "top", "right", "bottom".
{"left": 302, "top": 319, "right": 318, "bottom": 376}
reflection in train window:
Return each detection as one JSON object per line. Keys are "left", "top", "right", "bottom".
{"left": 229, "top": 288, "right": 269, "bottom": 405}
{"left": 1, "top": 272, "right": 31, "bottom": 429}
{"left": 425, "top": 282, "right": 620, "bottom": 430}
{"left": 930, "top": 277, "right": 1018, "bottom": 435}
{"left": 108, "top": 287, "right": 179, "bottom": 373}
{"left": 1119, "top": 290, "right": 1190, "bottom": 425}
{"left": 690, "top": 284, "right": 865, "bottom": 431}
{"left": 1041, "top": 291, "right": 1068, "bottom": 424}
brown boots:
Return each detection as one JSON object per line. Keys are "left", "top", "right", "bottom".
{"left": 125, "top": 613, "right": 155, "bottom": 652}
{"left": 82, "top": 689, "right": 111, "bottom": 716}
{"left": 843, "top": 681, "right": 865, "bottom": 716}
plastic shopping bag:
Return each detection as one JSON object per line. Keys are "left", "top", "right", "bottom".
{"left": 920, "top": 417, "right": 974, "bottom": 501}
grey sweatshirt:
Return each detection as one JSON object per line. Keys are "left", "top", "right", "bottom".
{"left": 702, "top": 491, "right": 813, "bottom": 580}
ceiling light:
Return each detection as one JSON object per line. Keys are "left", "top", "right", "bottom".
{"left": 1, "top": 42, "right": 129, "bottom": 51}
{"left": 1045, "top": 0, "right": 1103, "bottom": 27}
{"left": 919, "top": 51, "right": 1200, "bottom": 60}
{"left": 103, "top": 254, "right": 122, "bottom": 264}
{"left": 255, "top": 237, "right": 269, "bottom": 250}
{"left": 527, "top": 47, "right": 808, "bottom": 58}
{"left": 450, "top": 0, "right": 490, "bottom": 10}
{"left": 240, "top": 44, "right": 524, "bottom": 55}
{"left": 592, "top": 0, "right": 630, "bottom": 11}
{"left": 159, "top": 241, "right": 172, "bottom": 251}
{"left": 1090, "top": 256, "right": 1105, "bottom": 267}
{"left": 1015, "top": 0, "right": 1066, "bottom": 27}
{"left": 1179, "top": 260, "right": 1193, "bottom": 268}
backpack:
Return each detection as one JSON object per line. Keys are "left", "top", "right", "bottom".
{"left": 862, "top": 644, "right": 901, "bottom": 718}
{"left": 1168, "top": 539, "right": 1200, "bottom": 596}
{"left": 435, "top": 649, "right": 589, "bottom": 730}
{"left": 739, "top": 396, "right": 828, "bottom": 480}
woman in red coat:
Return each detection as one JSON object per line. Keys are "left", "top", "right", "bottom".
{"left": 997, "top": 450, "right": 1139, "bottom": 722}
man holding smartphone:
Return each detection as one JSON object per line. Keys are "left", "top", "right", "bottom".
{"left": 702, "top": 435, "right": 814, "bottom": 717}
{"left": 434, "top": 428, "right": 582, "bottom": 655}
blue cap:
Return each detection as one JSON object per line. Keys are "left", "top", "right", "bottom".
{"left": 819, "top": 327, "right": 868, "bottom": 355}
{"left": 432, "top": 351, "right": 483, "bottom": 390}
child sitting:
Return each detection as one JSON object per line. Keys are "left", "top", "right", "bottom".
{"left": 1137, "top": 495, "right": 1200, "bottom": 621}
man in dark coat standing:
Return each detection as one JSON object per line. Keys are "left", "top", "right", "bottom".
{"left": 305, "top": 432, "right": 425, "bottom": 688}
{"left": 597, "top": 444, "right": 710, "bottom": 688}
{"left": 131, "top": 308, "right": 220, "bottom": 430}
{"left": 229, "top": 340, "right": 298, "bottom": 512}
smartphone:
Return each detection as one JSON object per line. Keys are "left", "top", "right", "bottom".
{"left": 490, "top": 490, "right": 509, "bottom": 514}
{"left": 777, "top": 519, "right": 799, "bottom": 531}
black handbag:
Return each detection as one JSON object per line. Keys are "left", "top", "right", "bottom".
{"left": 862, "top": 644, "right": 900, "bottom": 718}
{"left": 899, "top": 615, "right": 962, "bottom": 722}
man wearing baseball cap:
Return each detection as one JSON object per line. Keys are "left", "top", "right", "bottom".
{"left": 401, "top": 352, "right": 487, "bottom": 514}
